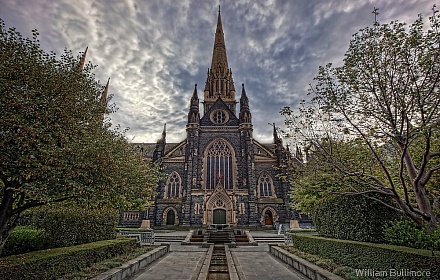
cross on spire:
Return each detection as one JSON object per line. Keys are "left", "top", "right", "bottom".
{"left": 372, "top": 7, "right": 379, "bottom": 24}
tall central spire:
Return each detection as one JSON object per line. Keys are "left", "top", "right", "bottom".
{"left": 204, "top": 6, "right": 236, "bottom": 115}
{"left": 210, "top": 6, "right": 228, "bottom": 71}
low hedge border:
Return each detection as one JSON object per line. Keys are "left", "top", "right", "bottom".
{"left": 91, "top": 243, "right": 170, "bottom": 280}
{"left": 290, "top": 234, "right": 440, "bottom": 278}
{"left": 0, "top": 238, "right": 137, "bottom": 280}
{"left": 269, "top": 244, "right": 344, "bottom": 280}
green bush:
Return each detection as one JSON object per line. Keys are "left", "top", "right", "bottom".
{"left": 1, "top": 227, "right": 49, "bottom": 257}
{"left": 0, "top": 238, "right": 137, "bottom": 280}
{"left": 313, "top": 194, "right": 401, "bottom": 243}
{"left": 21, "top": 204, "right": 118, "bottom": 248}
{"left": 290, "top": 234, "right": 439, "bottom": 278}
{"left": 384, "top": 219, "right": 440, "bottom": 250}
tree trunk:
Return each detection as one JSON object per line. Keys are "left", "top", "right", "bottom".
{"left": 399, "top": 145, "right": 437, "bottom": 227}
{"left": 0, "top": 187, "right": 20, "bottom": 255}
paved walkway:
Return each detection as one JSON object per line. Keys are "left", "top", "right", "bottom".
{"left": 129, "top": 241, "right": 306, "bottom": 280}
{"left": 231, "top": 245, "right": 305, "bottom": 280}
{"left": 129, "top": 244, "right": 207, "bottom": 280}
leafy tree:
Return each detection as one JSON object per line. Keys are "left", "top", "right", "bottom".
{"left": 0, "top": 19, "right": 161, "bottom": 253}
{"left": 282, "top": 8, "right": 440, "bottom": 229}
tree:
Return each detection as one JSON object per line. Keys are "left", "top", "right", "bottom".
{"left": 282, "top": 8, "right": 440, "bottom": 229}
{"left": 0, "top": 19, "right": 161, "bottom": 253}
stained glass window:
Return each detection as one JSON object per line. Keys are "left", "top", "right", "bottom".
{"left": 206, "top": 139, "right": 234, "bottom": 189}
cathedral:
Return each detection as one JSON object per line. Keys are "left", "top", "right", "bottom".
{"left": 123, "top": 8, "right": 306, "bottom": 228}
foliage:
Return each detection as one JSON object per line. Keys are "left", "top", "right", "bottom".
{"left": 313, "top": 194, "right": 401, "bottom": 243}
{"left": 384, "top": 219, "right": 440, "bottom": 250}
{"left": 0, "top": 238, "right": 137, "bottom": 280}
{"left": 282, "top": 7, "right": 440, "bottom": 229}
{"left": 21, "top": 204, "right": 118, "bottom": 248}
{"left": 1, "top": 226, "right": 49, "bottom": 257}
{"left": 289, "top": 234, "right": 440, "bottom": 277}
{"left": 0, "top": 18, "right": 162, "bottom": 254}
{"left": 60, "top": 245, "right": 155, "bottom": 279}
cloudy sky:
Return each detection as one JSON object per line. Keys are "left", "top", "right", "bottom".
{"left": 0, "top": 0, "right": 436, "bottom": 144}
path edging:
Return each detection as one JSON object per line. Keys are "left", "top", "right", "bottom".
{"left": 91, "top": 244, "right": 170, "bottom": 280}
{"left": 269, "top": 244, "right": 344, "bottom": 280}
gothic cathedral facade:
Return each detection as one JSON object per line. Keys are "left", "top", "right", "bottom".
{"left": 128, "top": 9, "right": 304, "bottom": 228}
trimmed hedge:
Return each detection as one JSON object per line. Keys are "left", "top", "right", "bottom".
{"left": 384, "top": 219, "right": 440, "bottom": 250}
{"left": 290, "top": 234, "right": 440, "bottom": 278}
{"left": 21, "top": 205, "right": 118, "bottom": 248}
{"left": 0, "top": 238, "right": 137, "bottom": 280}
{"left": 314, "top": 194, "right": 401, "bottom": 243}
{"left": 1, "top": 227, "right": 50, "bottom": 257}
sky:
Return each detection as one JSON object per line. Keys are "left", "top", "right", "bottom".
{"left": 0, "top": 0, "right": 437, "bottom": 144}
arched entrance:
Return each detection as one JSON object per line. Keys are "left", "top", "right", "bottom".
{"left": 264, "top": 210, "right": 273, "bottom": 225}
{"left": 204, "top": 182, "right": 236, "bottom": 225}
{"left": 163, "top": 207, "right": 178, "bottom": 226}
{"left": 213, "top": 209, "right": 226, "bottom": 224}
{"left": 166, "top": 210, "right": 175, "bottom": 225}
{"left": 260, "top": 207, "right": 278, "bottom": 227}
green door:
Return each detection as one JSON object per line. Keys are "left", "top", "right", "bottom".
{"left": 166, "top": 210, "right": 175, "bottom": 225}
{"left": 213, "top": 209, "right": 226, "bottom": 224}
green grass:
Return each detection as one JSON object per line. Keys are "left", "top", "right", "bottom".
{"left": 59, "top": 245, "right": 156, "bottom": 279}
{"left": 288, "top": 229, "right": 317, "bottom": 233}
{"left": 296, "top": 234, "right": 440, "bottom": 257}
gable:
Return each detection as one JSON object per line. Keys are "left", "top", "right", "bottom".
{"left": 163, "top": 140, "right": 187, "bottom": 159}
{"left": 253, "top": 140, "right": 275, "bottom": 159}
{"left": 200, "top": 98, "right": 239, "bottom": 126}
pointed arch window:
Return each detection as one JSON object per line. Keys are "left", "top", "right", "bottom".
{"left": 206, "top": 139, "right": 234, "bottom": 189}
{"left": 165, "top": 172, "right": 181, "bottom": 198}
{"left": 258, "top": 173, "right": 274, "bottom": 197}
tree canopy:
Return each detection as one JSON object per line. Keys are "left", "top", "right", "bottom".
{"left": 0, "top": 19, "right": 161, "bottom": 252}
{"left": 282, "top": 8, "right": 440, "bottom": 229}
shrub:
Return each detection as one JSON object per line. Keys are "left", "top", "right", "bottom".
{"left": 384, "top": 219, "right": 440, "bottom": 250}
{"left": 289, "top": 234, "right": 440, "bottom": 277}
{"left": 313, "top": 193, "right": 401, "bottom": 243}
{"left": 1, "top": 226, "right": 49, "bottom": 257}
{"left": 0, "top": 238, "right": 137, "bottom": 280}
{"left": 21, "top": 204, "right": 118, "bottom": 248}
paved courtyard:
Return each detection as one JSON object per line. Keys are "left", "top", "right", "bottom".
{"left": 128, "top": 231, "right": 306, "bottom": 280}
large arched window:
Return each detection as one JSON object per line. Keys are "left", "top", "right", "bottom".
{"left": 165, "top": 172, "right": 181, "bottom": 198}
{"left": 258, "top": 173, "right": 274, "bottom": 197}
{"left": 205, "top": 139, "right": 235, "bottom": 189}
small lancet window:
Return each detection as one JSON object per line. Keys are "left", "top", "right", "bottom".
{"left": 258, "top": 173, "right": 273, "bottom": 197}
{"left": 165, "top": 172, "right": 181, "bottom": 198}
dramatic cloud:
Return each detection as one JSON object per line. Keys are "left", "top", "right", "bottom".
{"left": 0, "top": 0, "right": 436, "bottom": 144}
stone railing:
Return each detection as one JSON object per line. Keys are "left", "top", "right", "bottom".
{"left": 119, "top": 230, "right": 155, "bottom": 245}
{"left": 284, "top": 232, "right": 294, "bottom": 245}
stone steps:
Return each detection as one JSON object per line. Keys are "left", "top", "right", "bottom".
{"left": 252, "top": 236, "right": 285, "bottom": 243}
{"left": 154, "top": 235, "right": 186, "bottom": 242}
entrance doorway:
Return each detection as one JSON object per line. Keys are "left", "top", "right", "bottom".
{"left": 166, "top": 210, "right": 175, "bottom": 225}
{"left": 264, "top": 210, "right": 273, "bottom": 225}
{"left": 213, "top": 209, "right": 226, "bottom": 224}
